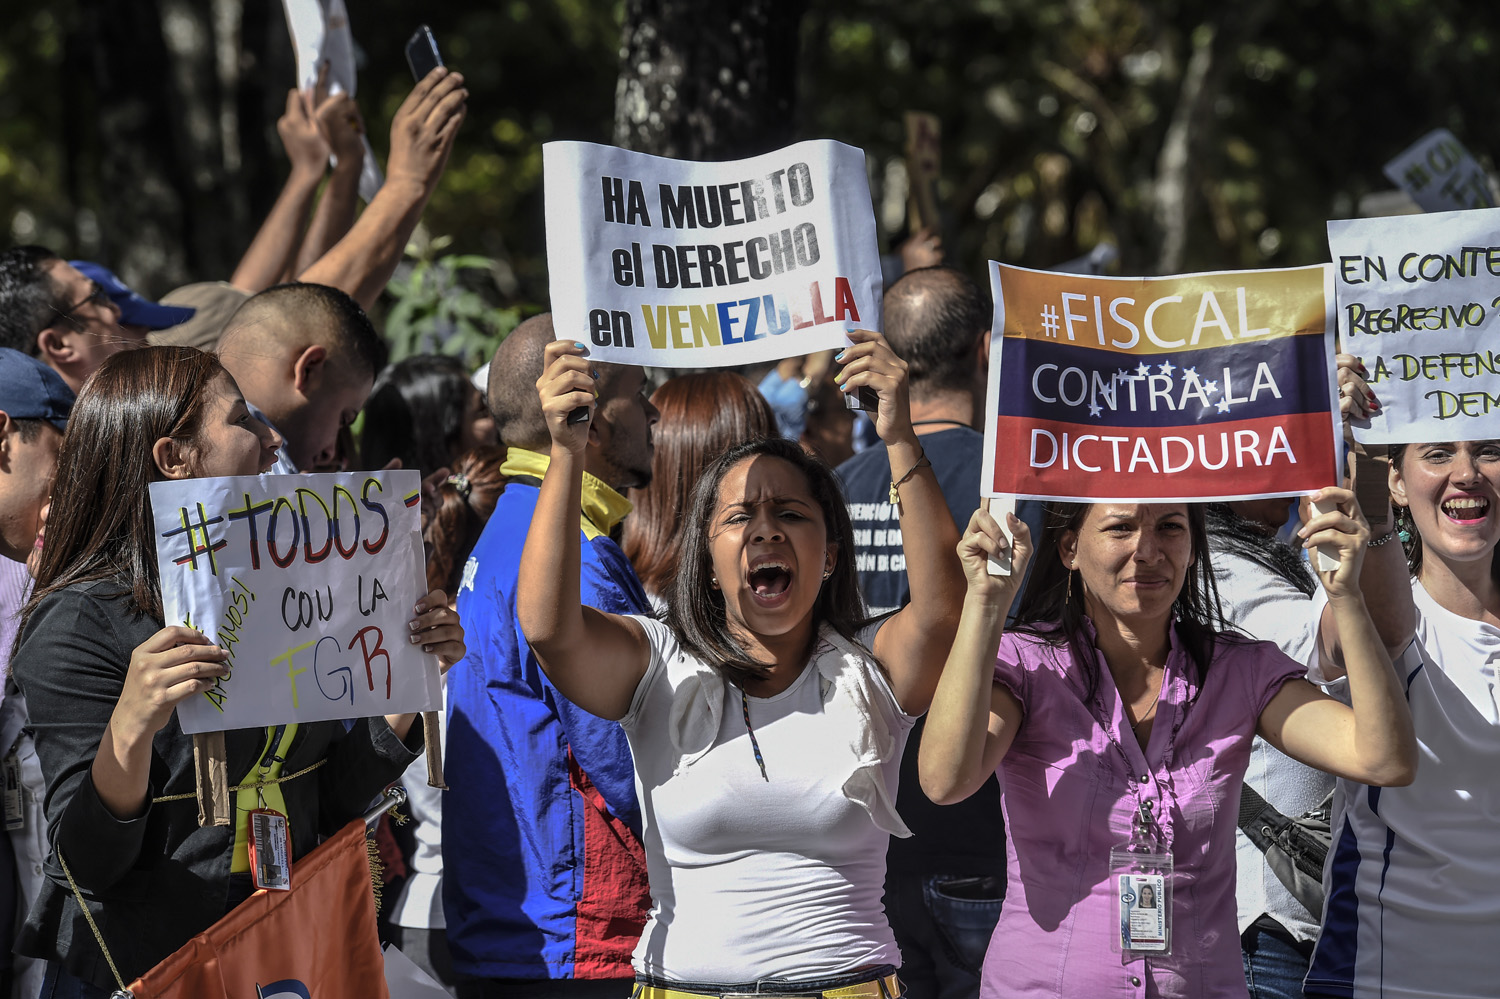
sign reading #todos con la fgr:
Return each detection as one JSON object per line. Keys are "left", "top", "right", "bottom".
{"left": 982, "top": 262, "right": 1340, "bottom": 503}
{"left": 150, "top": 470, "right": 441, "bottom": 735}
{"left": 544, "top": 140, "right": 882, "bottom": 367}
{"left": 1329, "top": 207, "right": 1500, "bottom": 445}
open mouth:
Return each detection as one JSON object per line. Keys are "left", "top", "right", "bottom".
{"left": 747, "top": 560, "right": 793, "bottom": 605}
{"left": 1441, "top": 495, "right": 1491, "bottom": 523}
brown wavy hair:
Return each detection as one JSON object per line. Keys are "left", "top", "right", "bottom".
{"left": 424, "top": 444, "right": 508, "bottom": 595}
{"left": 23, "top": 346, "right": 226, "bottom": 627}
{"left": 622, "top": 372, "right": 775, "bottom": 600}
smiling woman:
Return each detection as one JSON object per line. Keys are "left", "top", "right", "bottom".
{"left": 516, "top": 330, "right": 967, "bottom": 995}
{"left": 918, "top": 492, "right": 1415, "bottom": 998}
{"left": 1296, "top": 439, "right": 1500, "bottom": 999}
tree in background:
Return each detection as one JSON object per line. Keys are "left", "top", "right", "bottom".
{"left": 614, "top": 0, "right": 807, "bottom": 159}
{"left": 3, "top": 0, "right": 1500, "bottom": 304}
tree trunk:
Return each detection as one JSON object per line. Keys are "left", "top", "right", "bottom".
{"left": 614, "top": 0, "right": 808, "bottom": 160}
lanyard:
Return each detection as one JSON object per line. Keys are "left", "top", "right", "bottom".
{"left": 1084, "top": 644, "right": 1191, "bottom": 850}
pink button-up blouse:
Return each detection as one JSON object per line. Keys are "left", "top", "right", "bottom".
{"left": 980, "top": 623, "right": 1306, "bottom": 999}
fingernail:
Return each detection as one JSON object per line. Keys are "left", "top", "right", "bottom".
{"left": 591, "top": 369, "right": 600, "bottom": 380}
{"left": 410, "top": 634, "right": 422, "bottom": 644}
{"left": 424, "top": 644, "right": 435, "bottom": 653}
{"left": 415, "top": 602, "right": 427, "bottom": 614}
{"left": 409, "top": 620, "right": 420, "bottom": 632}
{"left": 835, "top": 350, "right": 847, "bottom": 361}
{"left": 573, "top": 342, "right": 585, "bottom": 350}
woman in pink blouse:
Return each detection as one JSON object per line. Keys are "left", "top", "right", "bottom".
{"left": 918, "top": 496, "right": 1415, "bottom": 998}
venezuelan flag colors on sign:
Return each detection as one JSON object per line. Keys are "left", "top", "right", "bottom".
{"left": 982, "top": 262, "right": 1341, "bottom": 502}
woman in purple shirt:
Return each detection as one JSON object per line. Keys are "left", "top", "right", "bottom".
{"left": 919, "top": 495, "right": 1416, "bottom": 998}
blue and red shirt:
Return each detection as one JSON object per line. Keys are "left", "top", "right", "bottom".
{"left": 445, "top": 448, "right": 650, "bottom": 980}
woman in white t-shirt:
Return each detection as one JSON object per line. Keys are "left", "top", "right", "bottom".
{"left": 1304, "top": 439, "right": 1500, "bottom": 999}
{"left": 517, "top": 331, "right": 967, "bottom": 997}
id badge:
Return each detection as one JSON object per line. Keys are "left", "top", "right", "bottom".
{"left": 247, "top": 808, "right": 292, "bottom": 891}
{"left": 1110, "top": 845, "right": 1173, "bottom": 955}
{"left": 2, "top": 755, "right": 21, "bottom": 832}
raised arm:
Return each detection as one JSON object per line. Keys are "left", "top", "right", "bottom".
{"left": 1316, "top": 356, "right": 1416, "bottom": 670}
{"left": 230, "top": 87, "right": 326, "bottom": 293}
{"left": 516, "top": 340, "right": 651, "bottom": 720}
{"left": 919, "top": 509, "right": 1031, "bottom": 804}
{"left": 838, "top": 328, "right": 966, "bottom": 714}
{"left": 300, "top": 67, "right": 467, "bottom": 310}
{"left": 293, "top": 90, "right": 366, "bottom": 276}
{"left": 1260, "top": 486, "right": 1417, "bottom": 786}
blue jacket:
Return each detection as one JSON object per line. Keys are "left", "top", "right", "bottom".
{"left": 444, "top": 449, "right": 651, "bottom": 980}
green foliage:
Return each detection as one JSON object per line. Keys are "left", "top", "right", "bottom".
{"left": 383, "top": 242, "right": 523, "bottom": 368}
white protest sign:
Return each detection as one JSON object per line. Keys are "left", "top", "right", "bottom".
{"left": 1382, "top": 129, "right": 1494, "bottom": 214}
{"left": 1330, "top": 207, "right": 1500, "bottom": 444}
{"left": 282, "top": 0, "right": 385, "bottom": 203}
{"left": 150, "top": 471, "right": 440, "bottom": 734}
{"left": 544, "top": 140, "right": 882, "bottom": 367}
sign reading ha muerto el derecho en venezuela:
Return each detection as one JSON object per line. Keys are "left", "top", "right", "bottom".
{"left": 982, "top": 262, "right": 1340, "bottom": 502}
{"left": 544, "top": 140, "right": 882, "bottom": 366}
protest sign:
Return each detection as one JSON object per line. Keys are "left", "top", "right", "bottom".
{"left": 1329, "top": 206, "right": 1500, "bottom": 444}
{"left": 1383, "top": 129, "right": 1494, "bottom": 214}
{"left": 150, "top": 470, "right": 440, "bottom": 735}
{"left": 982, "top": 263, "right": 1339, "bottom": 502}
{"left": 282, "top": 0, "right": 385, "bottom": 203}
{"left": 543, "top": 140, "right": 882, "bottom": 367}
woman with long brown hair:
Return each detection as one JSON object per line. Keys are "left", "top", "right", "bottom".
{"left": 10, "top": 346, "right": 466, "bottom": 996}
{"left": 621, "top": 372, "right": 775, "bottom": 605}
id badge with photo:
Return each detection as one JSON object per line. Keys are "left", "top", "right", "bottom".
{"left": 1110, "top": 844, "right": 1173, "bottom": 955}
{"left": 2, "top": 754, "right": 21, "bottom": 832}
{"left": 247, "top": 808, "right": 292, "bottom": 891}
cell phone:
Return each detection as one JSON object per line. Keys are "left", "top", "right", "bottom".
{"left": 844, "top": 385, "right": 880, "bottom": 412}
{"left": 405, "top": 25, "right": 444, "bottom": 82}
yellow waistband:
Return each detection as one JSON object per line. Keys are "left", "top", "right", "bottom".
{"left": 633, "top": 972, "right": 902, "bottom": 999}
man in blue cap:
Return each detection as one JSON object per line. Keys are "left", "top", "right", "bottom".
{"left": 0, "top": 247, "right": 157, "bottom": 394}
{"left": 0, "top": 348, "right": 73, "bottom": 999}
{"left": 70, "top": 261, "right": 195, "bottom": 343}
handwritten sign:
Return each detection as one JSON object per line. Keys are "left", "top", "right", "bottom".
{"left": 281, "top": 0, "right": 384, "bottom": 202}
{"left": 1329, "top": 207, "right": 1500, "bottom": 444}
{"left": 1383, "top": 129, "right": 1493, "bottom": 214}
{"left": 543, "top": 140, "right": 881, "bottom": 367}
{"left": 150, "top": 471, "right": 440, "bottom": 734}
{"left": 982, "top": 263, "right": 1340, "bottom": 502}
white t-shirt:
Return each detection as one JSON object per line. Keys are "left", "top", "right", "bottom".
{"left": 620, "top": 615, "right": 913, "bottom": 983}
{"left": 1212, "top": 546, "right": 1334, "bottom": 943}
{"left": 1305, "top": 577, "right": 1500, "bottom": 999}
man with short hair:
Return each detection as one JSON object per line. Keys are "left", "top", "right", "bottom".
{"left": 0, "top": 246, "right": 148, "bottom": 393}
{"left": 445, "top": 314, "right": 657, "bottom": 998}
{"left": 216, "top": 281, "right": 387, "bottom": 473}
{"left": 0, "top": 348, "right": 74, "bottom": 999}
{"left": 836, "top": 265, "right": 1013, "bottom": 999}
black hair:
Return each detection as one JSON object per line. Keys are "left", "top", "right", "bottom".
{"left": 1010, "top": 502, "right": 1227, "bottom": 700}
{"left": 486, "top": 314, "right": 553, "bottom": 451}
{"left": 11, "top": 418, "right": 48, "bottom": 445}
{"left": 0, "top": 245, "right": 65, "bottom": 356}
{"left": 666, "top": 435, "right": 869, "bottom": 688}
{"left": 221, "top": 282, "right": 387, "bottom": 378}
{"left": 882, "top": 266, "right": 990, "bottom": 397}
{"left": 361, "top": 354, "right": 477, "bottom": 477}
{"left": 1205, "top": 503, "right": 1316, "bottom": 597}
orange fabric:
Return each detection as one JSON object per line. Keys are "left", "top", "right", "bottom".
{"left": 126, "top": 820, "right": 389, "bottom": 999}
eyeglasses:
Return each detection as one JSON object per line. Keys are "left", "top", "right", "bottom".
{"left": 47, "top": 281, "right": 112, "bottom": 334}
